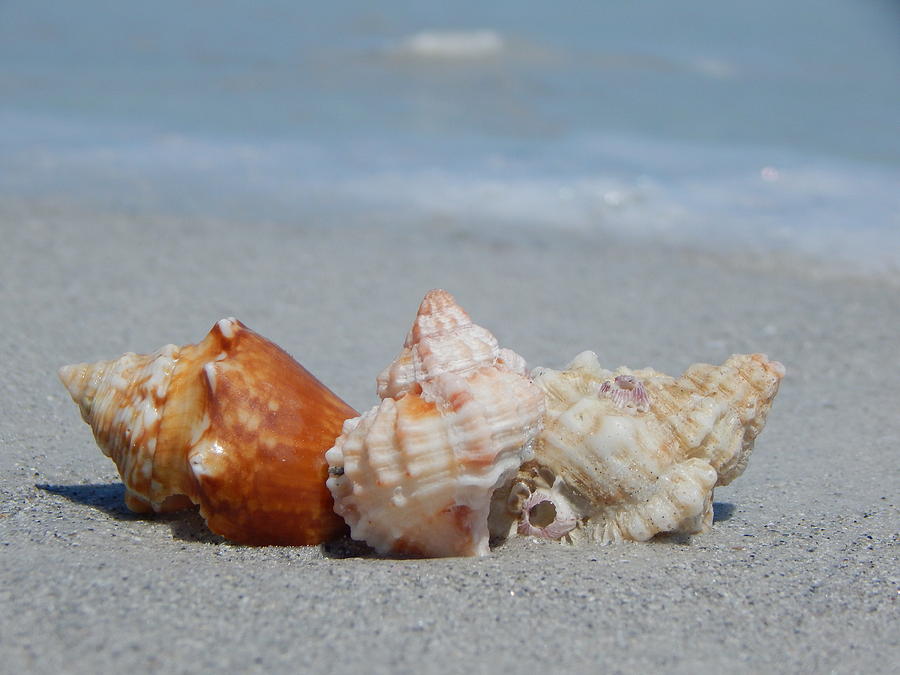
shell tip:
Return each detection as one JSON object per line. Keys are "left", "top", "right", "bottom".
{"left": 769, "top": 360, "right": 786, "bottom": 378}
{"left": 751, "top": 353, "right": 786, "bottom": 379}
{"left": 215, "top": 317, "right": 241, "bottom": 340}
{"left": 417, "top": 289, "right": 457, "bottom": 314}
{"left": 57, "top": 363, "right": 86, "bottom": 400}
{"left": 58, "top": 362, "right": 98, "bottom": 419}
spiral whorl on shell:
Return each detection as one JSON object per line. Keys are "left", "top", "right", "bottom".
{"left": 326, "top": 290, "right": 545, "bottom": 557}
{"left": 494, "top": 351, "right": 785, "bottom": 545}
{"left": 58, "top": 318, "right": 358, "bottom": 545}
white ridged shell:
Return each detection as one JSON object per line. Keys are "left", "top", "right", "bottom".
{"left": 376, "top": 289, "right": 501, "bottom": 400}
{"left": 327, "top": 290, "right": 545, "bottom": 557}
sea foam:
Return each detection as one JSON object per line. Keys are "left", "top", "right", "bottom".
{"left": 392, "top": 30, "right": 505, "bottom": 59}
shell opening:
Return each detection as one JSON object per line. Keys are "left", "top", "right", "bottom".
{"left": 517, "top": 489, "right": 577, "bottom": 540}
{"left": 528, "top": 500, "right": 557, "bottom": 528}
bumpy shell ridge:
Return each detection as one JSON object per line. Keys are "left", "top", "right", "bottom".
{"left": 328, "top": 290, "right": 544, "bottom": 557}
{"left": 59, "top": 346, "right": 180, "bottom": 510}
{"left": 497, "top": 351, "right": 784, "bottom": 545}
{"left": 376, "top": 289, "right": 501, "bottom": 400}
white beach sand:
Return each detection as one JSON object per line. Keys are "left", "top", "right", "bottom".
{"left": 1, "top": 199, "right": 897, "bottom": 673}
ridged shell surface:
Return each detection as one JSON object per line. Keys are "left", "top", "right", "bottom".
{"left": 495, "top": 351, "right": 784, "bottom": 544}
{"left": 326, "top": 290, "right": 545, "bottom": 557}
{"left": 376, "top": 289, "right": 504, "bottom": 400}
{"left": 59, "top": 318, "right": 357, "bottom": 545}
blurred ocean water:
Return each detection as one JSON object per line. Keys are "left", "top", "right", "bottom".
{"left": 1, "top": 1, "right": 898, "bottom": 271}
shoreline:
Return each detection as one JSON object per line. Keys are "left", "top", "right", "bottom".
{"left": 3, "top": 196, "right": 898, "bottom": 288}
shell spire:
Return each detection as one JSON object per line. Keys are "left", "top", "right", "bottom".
{"left": 376, "top": 289, "right": 505, "bottom": 400}
{"left": 59, "top": 361, "right": 110, "bottom": 422}
{"left": 327, "top": 290, "right": 545, "bottom": 557}
{"left": 58, "top": 318, "right": 358, "bottom": 545}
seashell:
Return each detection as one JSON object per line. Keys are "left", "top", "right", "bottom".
{"left": 376, "top": 289, "right": 503, "bottom": 399}
{"left": 492, "top": 351, "right": 784, "bottom": 545}
{"left": 515, "top": 477, "right": 578, "bottom": 540}
{"left": 326, "top": 290, "right": 545, "bottom": 557}
{"left": 58, "top": 318, "right": 357, "bottom": 545}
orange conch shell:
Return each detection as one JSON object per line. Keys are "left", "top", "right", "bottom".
{"left": 58, "top": 318, "right": 357, "bottom": 545}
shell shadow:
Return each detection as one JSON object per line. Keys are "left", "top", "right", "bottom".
{"left": 320, "top": 534, "right": 377, "bottom": 559}
{"left": 35, "top": 482, "right": 226, "bottom": 544}
{"left": 36, "top": 483, "right": 362, "bottom": 551}
{"left": 651, "top": 531, "right": 693, "bottom": 545}
{"left": 648, "top": 502, "right": 737, "bottom": 546}
{"left": 165, "top": 510, "right": 228, "bottom": 544}
{"left": 37, "top": 482, "right": 138, "bottom": 520}
{"left": 713, "top": 502, "right": 736, "bottom": 522}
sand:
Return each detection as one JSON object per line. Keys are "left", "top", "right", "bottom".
{"left": 1, "top": 199, "right": 897, "bottom": 674}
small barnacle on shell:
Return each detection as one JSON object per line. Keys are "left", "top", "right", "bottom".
{"left": 599, "top": 374, "right": 651, "bottom": 412}
{"left": 516, "top": 480, "right": 577, "bottom": 540}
